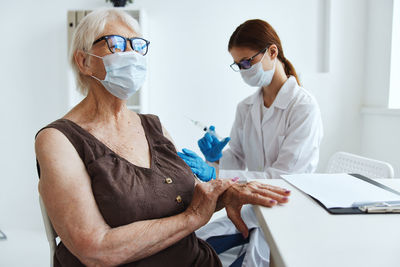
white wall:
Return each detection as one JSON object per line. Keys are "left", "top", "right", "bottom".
{"left": 140, "top": 0, "right": 322, "bottom": 152}
{"left": 0, "top": 0, "right": 368, "bottom": 235}
{"left": 136, "top": 0, "right": 367, "bottom": 174}
{"left": 0, "top": 0, "right": 105, "bottom": 232}
{"left": 361, "top": 0, "right": 400, "bottom": 176}
{"left": 364, "top": 0, "right": 393, "bottom": 107}
{"left": 361, "top": 112, "right": 400, "bottom": 175}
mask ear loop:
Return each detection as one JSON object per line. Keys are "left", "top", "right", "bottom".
{"left": 85, "top": 52, "right": 104, "bottom": 82}
{"left": 266, "top": 46, "right": 278, "bottom": 66}
{"left": 86, "top": 52, "right": 102, "bottom": 59}
{"left": 272, "top": 56, "right": 277, "bottom": 70}
{"left": 243, "top": 50, "right": 267, "bottom": 72}
{"left": 261, "top": 49, "right": 268, "bottom": 60}
{"left": 260, "top": 48, "right": 276, "bottom": 72}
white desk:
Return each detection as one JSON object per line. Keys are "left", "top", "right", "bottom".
{"left": 251, "top": 178, "right": 400, "bottom": 267}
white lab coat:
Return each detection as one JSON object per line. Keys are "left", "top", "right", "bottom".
{"left": 201, "top": 77, "right": 323, "bottom": 266}
{"left": 220, "top": 76, "right": 323, "bottom": 177}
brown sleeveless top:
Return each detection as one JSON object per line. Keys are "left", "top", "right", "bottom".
{"left": 36, "top": 114, "right": 221, "bottom": 267}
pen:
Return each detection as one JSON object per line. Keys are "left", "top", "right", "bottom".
{"left": 351, "top": 200, "right": 400, "bottom": 207}
{"left": 357, "top": 202, "right": 400, "bottom": 213}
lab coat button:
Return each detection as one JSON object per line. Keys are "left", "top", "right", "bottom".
{"left": 176, "top": 195, "right": 182, "bottom": 203}
{"left": 165, "top": 178, "right": 173, "bottom": 184}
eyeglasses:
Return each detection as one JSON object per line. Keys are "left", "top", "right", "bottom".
{"left": 93, "top": 35, "right": 150, "bottom": 55}
{"left": 230, "top": 47, "right": 267, "bottom": 72}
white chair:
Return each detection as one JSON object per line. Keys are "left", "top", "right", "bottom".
{"left": 39, "top": 196, "right": 57, "bottom": 267}
{"left": 326, "top": 151, "right": 394, "bottom": 179}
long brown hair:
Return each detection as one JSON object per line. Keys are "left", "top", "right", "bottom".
{"left": 228, "top": 19, "right": 300, "bottom": 85}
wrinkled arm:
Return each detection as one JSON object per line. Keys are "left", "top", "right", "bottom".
{"left": 217, "top": 181, "right": 290, "bottom": 238}
{"left": 36, "top": 128, "right": 201, "bottom": 266}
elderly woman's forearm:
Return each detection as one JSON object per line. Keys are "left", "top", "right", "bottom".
{"left": 77, "top": 212, "right": 196, "bottom": 266}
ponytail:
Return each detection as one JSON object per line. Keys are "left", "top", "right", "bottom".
{"left": 280, "top": 56, "right": 300, "bottom": 86}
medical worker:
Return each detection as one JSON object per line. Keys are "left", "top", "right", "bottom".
{"left": 178, "top": 18, "right": 323, "bottom": 267}
{"left": 179, "top": 19, "right": 323, "bottom": 181}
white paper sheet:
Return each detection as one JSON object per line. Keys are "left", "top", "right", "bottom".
{"left": 282, "top": 173, "right": 400, "bottom": 208}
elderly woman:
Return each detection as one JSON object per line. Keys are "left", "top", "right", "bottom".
{"left": 35, "top": 8, "right": 290, "bottom": 267}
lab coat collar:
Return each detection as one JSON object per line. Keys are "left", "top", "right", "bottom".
{"left": 244, "top": 87, "right": 262, "bottom": 105}
{"left": 272, "top": 76, "right": 298, "bottom": 109}
{"left": 245, "top": 76, "right": 298, "bottom": 149}
{"left": 244, "top": 76, "right": 298, "bottom": 109}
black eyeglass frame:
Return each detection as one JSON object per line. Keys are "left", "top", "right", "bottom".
{"left": 230, "top": 47, "right": 268, "bottom": 72}
{"left": 93, "top": 34, "right": 151, "bottom": 55}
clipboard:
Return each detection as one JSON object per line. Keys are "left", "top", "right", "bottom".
{"left": 282, "top": 173, "right": 400, "bottom": 215}
{"left": 312, "top": 174, "right": 400, "bottom": 214}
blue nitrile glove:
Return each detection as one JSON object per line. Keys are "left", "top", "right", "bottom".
{"left": 198, "top": 126, "right": 231, "bottom": 162}
{"left": 177, "top": 148, "right": 216, "bottom": 182}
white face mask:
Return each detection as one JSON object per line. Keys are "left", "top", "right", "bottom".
{"left": 87, "top": 51, "right": 147, "bottom": 100}
{"left": 240, "top": 52, "right": 276, "bottom": 88}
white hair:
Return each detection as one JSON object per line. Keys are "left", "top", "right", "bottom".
{"left": 69, "top": 8, "right": 141, "bottom": 95}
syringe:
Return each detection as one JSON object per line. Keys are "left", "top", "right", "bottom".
{"left": 186, "top": 116, "right": 222, "bottom": 140}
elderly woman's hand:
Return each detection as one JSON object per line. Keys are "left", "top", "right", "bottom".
{"left": 185, "top": 179, "right": 234, "bottom": 230}
{"left": 220, "top": 181, "right": 290, "bottom": 238}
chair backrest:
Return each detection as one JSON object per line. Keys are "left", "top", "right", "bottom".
{"left": 326, "top": 151, "right": 394, "bottom": 179}
{"left": 39, "top": 196, "right": 57, "bottom": 267}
